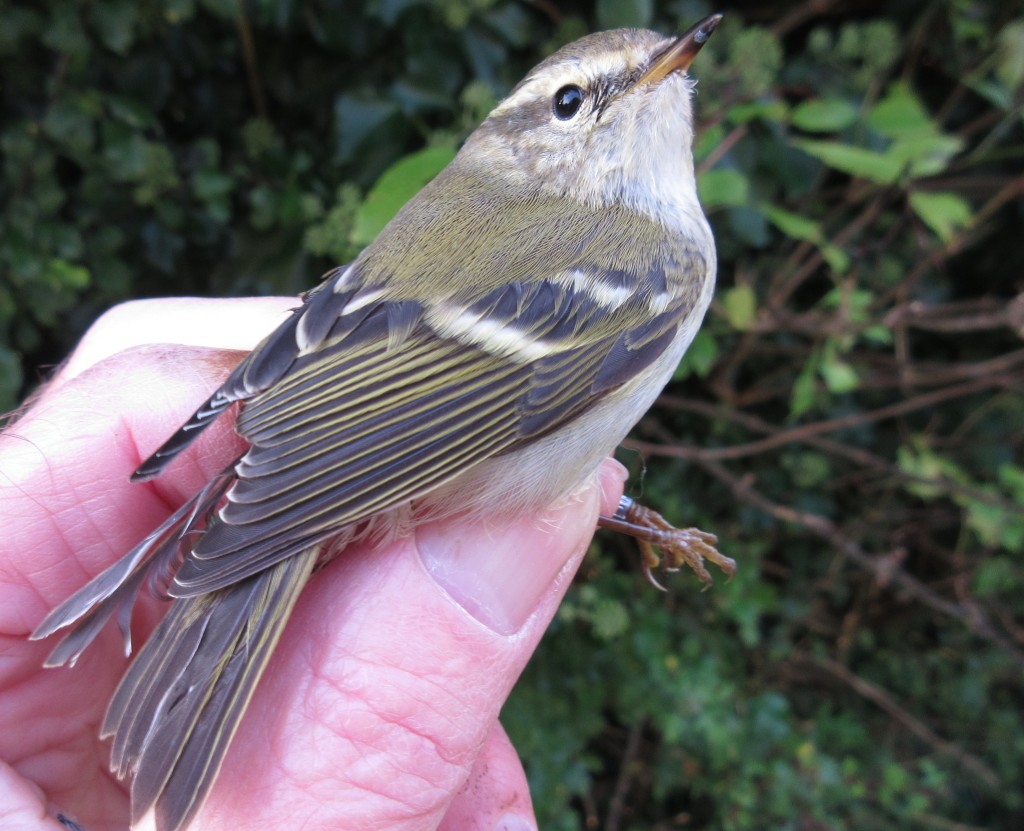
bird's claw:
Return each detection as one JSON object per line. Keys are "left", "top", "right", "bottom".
{"left": 599, "top": 496, "right": 735, "bottom": 590}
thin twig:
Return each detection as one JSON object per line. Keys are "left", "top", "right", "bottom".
{"left": 771, "top": 0, "right": 842, "bottom": 37}
{"left": 235, "top": 0, "right": 268, "bottom": 120}
{"left": 911, "top": 814, "right": 990, "bottom": 831}
{"left": 633, "top": 433, "right": 1024, "bottom": 665}
{"left": 879, "top": 175, "right": 1024, "bottom": 306}
{"left": 809, "top": 654, "right": 1001, "bottom": 789}
{"left": 604, "top": 717, "right": 646, "bottom": 831}
{"left": 698, "top": 124, "right": 747, "bottom": 173}
{"left": 659, "top": 377, "right": 1000, "bottom": 463}
{"left": 885, "top": 293, "right": 1024, "bottom": 335}
{"left": 649, "top": 386, "right": 1020, "bottom": 511}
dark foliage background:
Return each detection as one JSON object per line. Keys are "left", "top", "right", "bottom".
{"left": 2, "top": 0, "right": 1022, "bottom": 828}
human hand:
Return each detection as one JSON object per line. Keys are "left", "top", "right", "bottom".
{"left": 0, "top": 297, "right": 625, "bottom": 831}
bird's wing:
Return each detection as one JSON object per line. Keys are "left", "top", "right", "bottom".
{"left": 168, "top": 248, "right": 707, "bottom": 596}
{"left": 130, "top": 270, "right": 354, "bottom": 482}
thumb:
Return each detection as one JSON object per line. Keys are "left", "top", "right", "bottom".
{"left": 418, "top": 458, "right": 627, "bottom": 634}
{"left": 198, "top": 459, "right": 625, "bottom": 830}
{"left": 0, "top": 761, "right": 67, "bottom": 831}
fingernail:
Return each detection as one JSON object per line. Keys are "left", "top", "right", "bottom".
{"left": 597, "top": 457, "right": 629, "bottom": 514}
{"left": 417, "top": 481, "right": 600, "bottom": 635}
{"left": 492, "top": 813, "right": 536, "bottom": 831}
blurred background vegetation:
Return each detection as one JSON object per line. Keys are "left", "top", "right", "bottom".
{"left": 2, "top": 0, "right": 1022, "bottom": 828}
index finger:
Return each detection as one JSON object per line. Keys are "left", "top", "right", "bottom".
{"left": 0, "top": 297, "right": 295, "bottom": 630}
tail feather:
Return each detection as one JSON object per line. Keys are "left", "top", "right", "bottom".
{"left": 101, "top": 547, "right": 318, "bottom": 831}
{"left": 40, "top": 569, "right": 149, "bottom": 668}
{"left": 30, "top": 472, "right": 234, "bottom": 666}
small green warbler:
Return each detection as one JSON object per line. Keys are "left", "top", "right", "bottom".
{"left": 33, "top": 14, "right": 732, "bottom": 830}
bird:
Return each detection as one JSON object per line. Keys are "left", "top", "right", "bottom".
{"left": 32, "top": 14, "right": 733, "bottom": 831}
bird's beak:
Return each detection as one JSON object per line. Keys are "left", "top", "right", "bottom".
{"left": 635, "top": 13, "right": 723, "bottom": 88}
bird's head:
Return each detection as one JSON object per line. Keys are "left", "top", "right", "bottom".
{"left": 457, "top": 15, "right": 721, "bottom": 227}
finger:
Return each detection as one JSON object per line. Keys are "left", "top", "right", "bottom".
{"left": 197, "top": 459, "right": 627, "bottom": 831}
{"left": 0, "top": 343, "right": 273, "bottom": 830}
{"left": 438, "top": 721, "right": 536, "bottom": 831}
{"left": 2, "top": 345, "right": 239, "bottom": 625}
{"left": 53, "top": 296, "right": 296, "bottom": 385}
{"left": 1, "top": 298, "right": 302, "bottom": 831}
{"left": 2, "top": 297, "right": 293, "bottom": 629}
{"left": 0, "top": 760, "right": 66, "bottom": 831}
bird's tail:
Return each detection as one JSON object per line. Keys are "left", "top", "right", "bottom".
{"left": 104, "top": 546, "right": 318, "bottom": 831}
{"left": 31, "top": 470, "right": 236, "bottom": 667}
{"left": 31, "top": 466, "right": 320, "bottom": 830}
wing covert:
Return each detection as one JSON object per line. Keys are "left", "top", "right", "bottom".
{"left": 168, "top": 216, "right": 710, "bottom": 596}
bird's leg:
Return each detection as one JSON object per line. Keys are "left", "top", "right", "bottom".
{"left": 598, "top": 495, "right": 735, "bottom": 591}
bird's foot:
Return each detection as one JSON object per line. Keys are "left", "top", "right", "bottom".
{"left": 598, "top": 496, "right": 735, "bottom": 591}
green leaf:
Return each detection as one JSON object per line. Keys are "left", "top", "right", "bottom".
{"left": 106, "top": 94, "right": 158, "bottom": 129}
{"left": 351, "top": 146, "right": 456, "bottom": 245}
{"left": 819, "top": 355, "right": 859, "bottom": 393}
{"left": 722, "top": 284, "right": 757, "bottom": 331}
{"left": 730, "top": 27, "right": 783, "bottom": 97}
{"left": 596, "top": 0, "right": 652, "bottom": 29}
{"left": 908, "top": 191, "right": 973, "bottom": 242}
{"left": 45, "top": 258, "right": 90, "bottom": 291}
{"left": 790, "top": 98, "right": 858, "bottom": 132}
{"left": 333, "top": 95, "right": 401, "bottom": 164}
{"left": 761, "top": 203, "right": 819, "bottom": 241}
{"left": 728, "top": 206, "right": 770, "bottom": 247}
{"left": 727, "top": 100, "right": 788, "bottom": 124}
{"left": 0, "top": 345, "right": 23, "bottom": 412}
{"left": 791, "top": 139, "right": 902, "bottom": 184}
{"left": 693, "top": 123, "right": 725, "bottom": 164}
{"left": 42, "top": 100, "right": 95, "bottom": 158}
{"left": 890, "top": 134, "right": 964, "bottom": 179}
{"left": 591, "top": 598, "right": 630, "bottom": 640}
{"left": 759, "top": 203, "right": 851, "bottom": 273}
{"left": 303, "top": 184, "right": 361, "bottom": 262}
{"left": 997, "top": 20, "right": 1024, "bottom": 91}
{"left": 967, "top": 501, "right": 1024, "bottom": 551}
{"left": 867, "top": 83, "right": 934, "bottom": 138}
{"left": 162, "top": 0, "right": 196, "bottom": 23}
{"left": 817, "top": 340, "right": 859, "bottom": 393}
{"left": 790, "top": 354, "right": 819, "bottom": 417}
{"left": 864, "top": 324, "right": 893, "bottom": 345}
{"left": 897, "top": 442, "right": 948, "bottom": 499}
{"left": 698, "top": 168, "right": 750, "bottom": 209}
{"left": 674, "top": 329, "right": 718, "bottom": 379}
{"left": 132, "top": 142, "right": 180, "bottom": 205}
{"left": 193, "top": 169, "right": 234, "bottom": 201}
{"left": 968, "top": 77, "right": 1015, "bottom": 111}
{"left": 974, "top": 557, "right": 1017, "bottom": 596}
{"left": 783, "top": 449, "right": 833, "bottom": 489}
{"left": 820, "top": 243, "right": 851, "bottom": 274}
{"left": 89, "top": 0, "right": 138, "bottom": 55}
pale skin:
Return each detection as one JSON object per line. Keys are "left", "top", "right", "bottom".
{"left": 0, "top": 297, "right": 626, "bottom": 831}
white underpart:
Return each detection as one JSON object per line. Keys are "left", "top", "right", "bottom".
{"left": 579, "top": 74, "right": 704, "bottom": 235}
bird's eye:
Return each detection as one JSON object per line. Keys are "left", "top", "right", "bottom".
{"left": 553, "top": 85, "right": 585, "bottom": 120}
